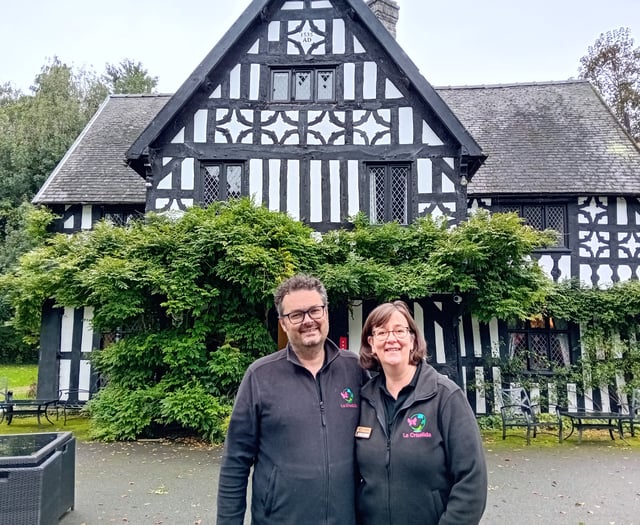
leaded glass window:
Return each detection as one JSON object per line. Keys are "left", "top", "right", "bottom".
{"left": 501, "top": 203, "right": 567, "bottom": 247}
{"left": 270, "top": 67, "right": 335, "bottom": 102}
{"left": 508, "top": 316, "right": 571, "bottom": 371}
{"left": 368, "top": 164, "right": 410, "bottom": 224}
{"left": 201, "top": 163, "right": 244, "bottom": 205}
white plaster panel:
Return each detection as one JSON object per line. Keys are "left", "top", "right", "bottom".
{"left": 580, "top": 264, "right": 592, "bottom": 284}
{"left": 618, "top": 265, "right": 633, "bottom": 280}
{"left": 268, "top": 22, "right": 280, "bottom": 41}
{"left": 343, "top": 63, "right": 355, "bottom": 100}
{"left": 60, "top": 307, "right": 74, "bottom": 353}
{"left": 156, "top": 198, "right": 170, "bottom": 210}
{"left": 230, "top": 64, "right": 241, "bottom": 99}
{"left": 385, "top": 79, "right": 402, "bottom": 99}
{"left": 472, "top": 316, "right": 482, "bottom": 357}
{"left": 262, "top": 112, "right": 299, "bottom": 144}
{"left": 269, "top": 159, "right": 281, "bottom": 212}
{"left": 63, "top": 211, "right": 74, "bottom": 230}
{"left": 162, "top": 157, "right": 172, "bottom": 166}
{"left": 158, "top": 172, "right": 172, "bottom": 190}
{"left": 249, "top": 159, "right": 263, "bottom": 205}
{"left": 81, "top": 306, "right": 94, "bottom": 353}
{"left": 228, "top": 110, "right": 254, "bottom": 144}
{"left": 333, "top": 18, "right": 345, "bottom": 54}
{"left": 475, "top": 368, "right": 487, "bottom": 413}
{"left": 330, "top": 160, "right": 340, "bottom": 223}
{"left": 363, "top": 62, "right": 377, "bottom": 99}
{"left": 398, "top": 107, "right": 413, "bottom": 144}
{"left": 354, "top": 37, "right": 365, "bottom": 53}
{"left": 307, "top": 111, "right": 345, "bottom": 145}
{"left": 312, "top": 0, "right": 332, "bottom": 7}
{"left": 287, "top": 160, "right": 300, "bottom": 221}
{"left": 444, "top": 158, "right": 454, "bottom": 170}
{"left": 181, "top": 199, "right": 193, "bottom": 209}
{"left": 172, "top": 128, "right": 185, "bottom": 142}
{"left": 617, "top": 197, "right": 628, "bottom": 225}
{"left": 489, "top": 318, "right": 499, "bottom": 358}
{"left": 79, "top": 360, "right": 92, "bottom": 394}
{"left": 81, "top": 205, "right": 92, "bottom": 230}
{"left": 423, "top": 122, "right": 443, "bottom": 145}
{"left": 209, "top": 86, "right": 221, "bottom": 99}
{"left": 58, "top": 359, "right": 71, "bottom": 391}
{"left": 282, "top": 1, "right": 304, "bottom": 8}
{"left": 618, "top": 232, "right": 640, "bottom": 258}
{"left": 597, "top": 265, "right": 614, "bottom": 286}
{"left": 442, "top": 173, "right": 455, "bottom": 193}
{"left": 250, "top": 64, "right": 260, "bottom": 100}
{"left": 433, "top": 302, "right": 446, "bottom": 364}
{"left": 558, "top": 255, "right": 571, "bottom": 280}
{"left": 348, "top": 160, "right": 359, "bottom": 217}
{"left": 417, "top": 159, "right": 432, "bottom": 193}
{"left": 194, "top": 109, "right": 207, "bottom": 142}
{"left": 348, "top": 301, "right": 363, "bottom": 354}
{"left": 579, "top": 196, "right": 608, "bottom": 224}
{"left": 458, "top": 321, "right": 466, "bottom": 357}
{"left": 181, "top": 158, "right": 194, "bottom": 190}
{"left": 248, "top": 40, "right": 260, "bottom": 54}
{"left": 310, "top": 160, "right": 323, "bottom": 222}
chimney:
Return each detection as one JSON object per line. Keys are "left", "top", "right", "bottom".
{"left": 367, "top": 0, "right": 400, "bottom": 39}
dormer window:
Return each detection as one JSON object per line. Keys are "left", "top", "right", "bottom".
{"left": 271, "top": 68, "right": 335, "bottom": 102}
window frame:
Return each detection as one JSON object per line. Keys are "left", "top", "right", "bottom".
{"left": 500, "top": 202, "right": 568, "bottom": 248}
{"left": 199, "top": 161, "right": 246, "bottom": 206}
{"left": 270, "top": 67, "right": 336, "bottom": 103}
{"left": 366, "top": 163, "right": 412, "bottom": 225}
{"left": 507, "top": 315, "right": 572, "bottom": 373}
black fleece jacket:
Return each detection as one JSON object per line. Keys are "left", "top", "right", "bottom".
{"left": 356, "top": 362, "right": 487, "bottom": 525}
{"left": 217, "top": 340, "right": 368, "bottom": 525}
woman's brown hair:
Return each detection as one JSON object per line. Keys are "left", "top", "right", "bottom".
{"left": 359, "top": 300, "right": 427, "bottom": 372}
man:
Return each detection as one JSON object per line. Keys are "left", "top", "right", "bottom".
{"left": 217, "top": 274, "right": 368, "bottom": 525}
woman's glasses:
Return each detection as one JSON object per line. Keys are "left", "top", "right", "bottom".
{"left": 372, "top": 327, "right": 411, "bottom": 341}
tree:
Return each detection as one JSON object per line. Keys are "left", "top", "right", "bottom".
{"left": 0, "top": 199, "right": 555, "bottom": 441}
{"left": 579, "top": 27, "right": 640, "bottom": 140}
{"left": 103, "top": 59, "right": 158, "bottom": 94}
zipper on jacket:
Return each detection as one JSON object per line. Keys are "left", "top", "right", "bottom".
{"left": 317, "top": 374, "right": 329, "bottom": 523}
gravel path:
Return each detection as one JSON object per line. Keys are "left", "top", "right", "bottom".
{"left": 59, "top": 438, "right": 640, "bottom": 525}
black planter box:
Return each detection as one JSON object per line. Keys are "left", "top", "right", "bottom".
{"left": 0, "top": 432, "right": 75, "bottom": 525}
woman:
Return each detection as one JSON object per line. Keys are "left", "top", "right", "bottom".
{"left": 356, "top": 301, "right": 487, "bottom": 525}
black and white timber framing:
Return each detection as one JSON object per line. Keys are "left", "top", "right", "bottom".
{"left": 32, "top": 0, "right": 640, "bottom": 415}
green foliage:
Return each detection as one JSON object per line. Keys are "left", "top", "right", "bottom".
{"left": 2, "top": 199, "right": 556, "bottom": 442}
{"left": 103, "top": 59, "right": 158, "bottom": 94}
{"left": 319, "top": 210, "right": 556, "bottom": 321}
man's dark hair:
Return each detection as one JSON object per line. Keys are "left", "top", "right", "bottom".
{"left": 273, "top": 274, "right": 328, "bottom": 316}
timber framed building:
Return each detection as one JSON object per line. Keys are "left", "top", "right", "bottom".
{"left": 33, "top": 0, "right": 640, "bottom": 415}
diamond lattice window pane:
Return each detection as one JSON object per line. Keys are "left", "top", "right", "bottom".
{"left": 369, "top": 166, "right": 385, "bottom": 224}
{"left": 272, "top": 72, "right": 290, "bottom": 101}
{"left": 547, "top": 206, "right": 566, "bottom": 246}
{"left": 317, "top": 70, "right": 334, "bottom": 100}
{"left": 294, "top": 71, "right": 311, "bottom": 100}
{"left": 549, "top": 333, "right": 570, "bottom": 366}
{"left": 523, "top": 206, "right": 543, "bottom": 230}
{"left": 226, "top": 165, "right": 242, "bottom": 199}
{"left": 390, "top": 166, "right": 408, "bottom": 224}
{"left": 529, "top": 334, "right": 550, "bottom": 371}
{"left": 203, "top": 166, "right": 221, "bottom": 205}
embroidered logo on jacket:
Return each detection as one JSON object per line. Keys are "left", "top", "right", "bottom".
{"left": 340, "top": 388, "right": 357, "bottom": 408}
{"left": 403, "top": 413, "right": 432, "bottom": 438}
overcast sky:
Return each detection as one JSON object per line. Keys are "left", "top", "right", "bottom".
{"left": 2, "top": 0, "right": 639, "bottom": 94}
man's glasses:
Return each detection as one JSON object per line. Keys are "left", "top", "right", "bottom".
{"left": 372, "top": 327, "right": 411, "bottom": 341}
{"left": 281, "top": 305, "right": 326, "bottom": 324}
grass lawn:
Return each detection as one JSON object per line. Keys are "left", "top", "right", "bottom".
{"left": 0, "top": 363, "right": 38, "bottom": 397}
{"left": 1, "top": 363, "right": 92, "bottom": 440}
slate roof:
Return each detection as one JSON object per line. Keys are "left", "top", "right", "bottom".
{"left": 33, "top": 94, "right": 170, "bottom": 205}
{"left": 438, "top": 80, "right": 640, "bottom": 196}
{"left": 33, "top": 81, "right": 640, "bottom": 205}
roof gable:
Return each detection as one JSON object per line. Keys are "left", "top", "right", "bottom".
{"left": 126, "top": 0, "right": 482, "bottom": 165}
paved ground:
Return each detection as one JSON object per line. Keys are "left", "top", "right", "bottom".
{"left": 58, "top": 437, "right": 640, "bottom": 525}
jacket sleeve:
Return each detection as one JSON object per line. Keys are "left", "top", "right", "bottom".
{"left": 438, "top": 388, "right": 488, "bottom": 525}
{"left": 216, "top": 368, "right": 260, "bottom": 525}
